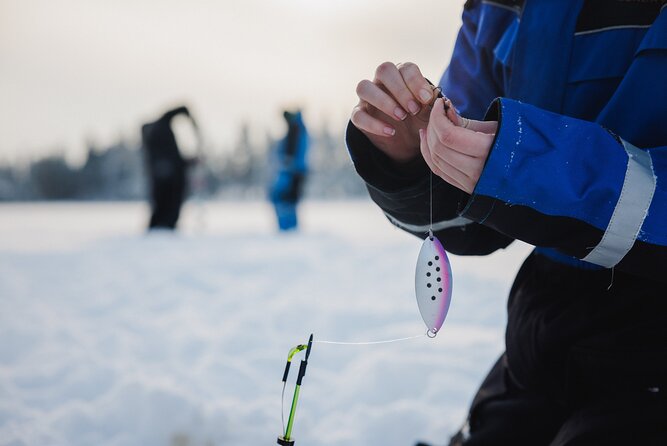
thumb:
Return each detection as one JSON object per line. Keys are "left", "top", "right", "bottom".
{"left": 440, "top": 97, "right": 498, "bottom": 134}
{"left": 429, "top": 98, "right": 457, "bottom": 137}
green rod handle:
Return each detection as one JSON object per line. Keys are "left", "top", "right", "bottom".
{"left": 284, "top": 385, "right": 301, "bottom": 439}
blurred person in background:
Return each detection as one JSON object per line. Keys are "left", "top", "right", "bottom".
{"left": 141, "top": 105, "right": 200, "bottom": 230}
{"left": 346, "top": 0, "right": 667, "bottom": 445}
{"left": 269, "top": 109, "right": 309, "bottom": 231}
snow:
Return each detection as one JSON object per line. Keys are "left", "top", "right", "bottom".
{"left": 0, "top": 201, "right": 532, "bottom": 446}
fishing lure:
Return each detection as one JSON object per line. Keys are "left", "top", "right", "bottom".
{"left": 415, "top": 230, "right": 452, "bottom": 337}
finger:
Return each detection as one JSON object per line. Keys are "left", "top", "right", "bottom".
{"left": 442, "top": 97, "right": 461, "bottom": 125}
{"left": 420, "top": 128, "right": 468, "bottom": 192}
{"left": 419, "top": 128, "right": 438, "bottom": 173}
{"left": 463, "top": 119, "right": 498, "bottom": 134}
{"left": 429, "top": 147, "right": 474, "bottom": 193}
{"left": 374, "top": 61, "right": 421, "bottom": 116}
{"left": 397, "top": 62, "right": 437, "bottom": 105}
{"left": 430, "top": 98, "right": 496, "bottom": 158}
{"left": 426, "top": 121, "right": 475, "bottom": 183}
{"left": 441, "top": 97, "right": 498, "bottom": 134}
{"left": 356, "top": 79, "right": 407, "bottom": 121}
{"left": 351, "top": 103, "right": 396, "bottom": 137}
{"left": 437, "top": 168, "right": 469, "bottom": 193}
{"left": 431, "top": 144, "right": 482, "bottom": 181}
{"left": 451, "top": 114, "right": 498, "bottom": 134}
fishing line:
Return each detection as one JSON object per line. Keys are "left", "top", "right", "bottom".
{"left": 279, "top": 331, "right": 427, "bottom": 443}
{"left": 314, "top": 333, "right": 426, "bottom": 345}
{"left": 281, "top": 382, "right": 287, "bottom": 435}
{"left": 430, "top": 170, "right": 433, "bottom": 231}
{"left": 311, "top": 167, "right": 440, "bottom": 347}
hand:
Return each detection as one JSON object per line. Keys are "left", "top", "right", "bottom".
{"left": 351, "top": 62, "right": 439, "bottom": 163}
{"left": 419, "top": 97, "right": 497, "bottom": 194}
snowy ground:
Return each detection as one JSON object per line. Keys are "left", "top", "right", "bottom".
{"left": 0, "top": 201, "right": 532, "bottom": 446}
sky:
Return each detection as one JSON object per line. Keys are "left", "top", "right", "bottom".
{"left": 0, "top": 0, "right": 463, "bottom": 165}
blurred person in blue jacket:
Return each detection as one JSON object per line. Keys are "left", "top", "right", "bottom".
{"left": 347, "top": 1, "right": 667, "bottom": 445}
{"left": 269, "top": 109, "right": 309, "bottom": 231}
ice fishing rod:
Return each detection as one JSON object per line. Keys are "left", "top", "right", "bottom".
{"left": 278, "top": 334, "right": 313, "bottom": 446}
{"left": 275, "top": 120, "right": 457, "bottom": 441}
{"left": 275, "top": 328, "right": 439, "bottom": 444}
{"left": 275, "top": 226, "right": 453, "bottom": 444}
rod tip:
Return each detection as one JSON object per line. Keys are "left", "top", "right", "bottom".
{"left": 305, "top": 334, "right": 314, "bottom": 360}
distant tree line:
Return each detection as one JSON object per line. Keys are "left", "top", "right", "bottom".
{"left": 0, "top": 123, "right": 368, "bottom": 201}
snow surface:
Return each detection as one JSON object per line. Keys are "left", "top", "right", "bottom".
{"left": 0, "top": 201, "right": 532, "bottom": 446}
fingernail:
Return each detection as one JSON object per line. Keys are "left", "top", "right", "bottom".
{"left": 419, "top": 89, "right": 432, "bottom": 102}
{"left": 394, "top": 107, "right": 407, "bottom": 120}
{"left": 408, "top": 100, "right": 420, "bottom": 115}
{"left": 418, "top": 128, "right": 424, "bottom": 140}
{"left": 383, "top": 126, "right": 395, "bottom": 136}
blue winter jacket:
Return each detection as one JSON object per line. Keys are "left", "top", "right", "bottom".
{"left": 269, "top": 111, "right": 309, "bottom": 204}
{"left": 346, "top": 0, "right": 667, "bottom": 397}
{"left": 347, "top": 0, "right": 667, "bottom": 280}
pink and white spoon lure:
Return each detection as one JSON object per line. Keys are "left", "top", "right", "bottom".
{"left": 415, "top": 230, "right": 453, "bottom": 337}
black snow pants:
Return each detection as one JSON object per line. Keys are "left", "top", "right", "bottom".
{"left": 448, "top": 252, "right": 667, "bottom": 446}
